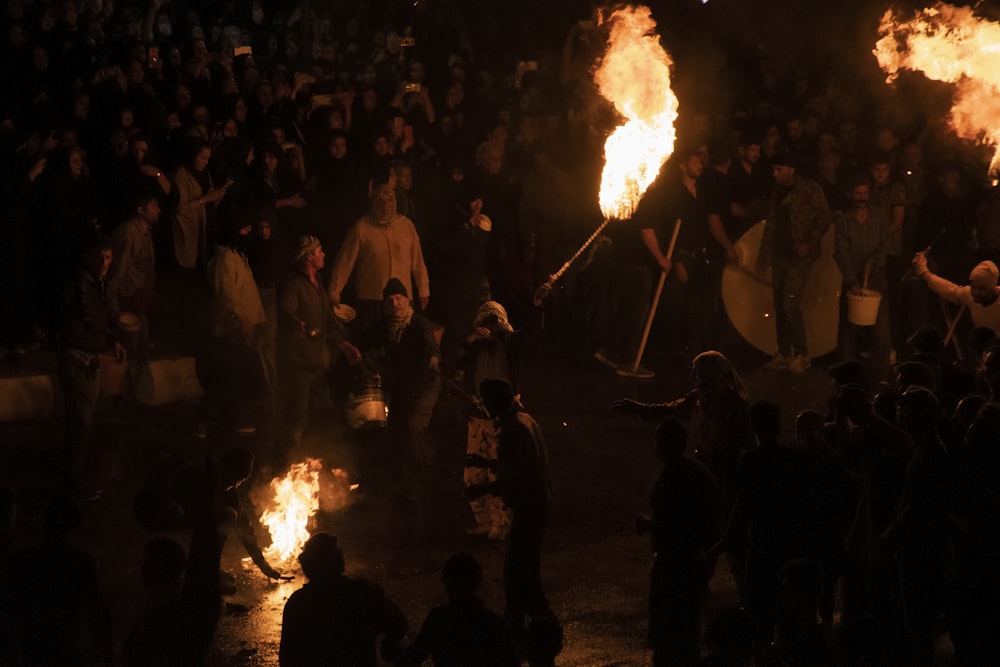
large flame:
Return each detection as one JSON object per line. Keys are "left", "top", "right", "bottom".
{"left": 261, "top": 459, "right": 352, "bottom": 565}
{"left": 875, "top": 2, "right": 1000, "bottom": 174}
{"left": 594, "top": 5, "right": 678, "bottom": 220}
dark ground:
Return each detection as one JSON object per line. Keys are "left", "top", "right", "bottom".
{"left": 0, "top": 319, "right": 955, "bottom": 666}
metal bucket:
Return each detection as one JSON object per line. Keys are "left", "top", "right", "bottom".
{"left": 345, "top": 376, "right": 388, "bottom": 429}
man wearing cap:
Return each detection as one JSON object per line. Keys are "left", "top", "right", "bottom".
{"left": 327, "top": 184, "right": 431, "bottom": 331}
{"left": 357, "top": 278, "right": 441, "bottom": 501}
{"left": 757, "top": 150, "right": 833, "bottom": 374}
{"left": 277, "top": 236, "right": 361, "bottom": 454}
{"left": 912, "top": 253, "right": 1000, "bottom": 334}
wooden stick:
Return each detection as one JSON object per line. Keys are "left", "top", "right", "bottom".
{"left": 631, "top": 219, "right": 682, "bottom": 372}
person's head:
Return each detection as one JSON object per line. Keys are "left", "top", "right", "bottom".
{"left": 737, "top": 134, "right": 761, "bottom": 166}
{"left": 68, "top": 147, "right": 85, "bottom": 177}
{"left": 473, "top": 301, "right": 513, "bottom": 337}
{"left": 84, "top": 235, "right": 113, "bottom": 279}
{"left": 969, "top": 260, "right": 1000, "bottom": 305}
{"left": 677, "top": 146, "right": 704, "bottom": 180}
{"left": 133, "top": 192, "right": 161, "bottom": 225}
{"left": 382, "top": 278, "right": 410, "bottom": 317}
{"left": 655, "top": 417, "right": 687, "bottom": 463}
{"left": 370, "top": 184, "right": 397, "bottom": 222}
{"left": 690, "top": 350, "right": 746, "bottom": 397}
{"left": 440, "top": 552, "right": 482, "bottom": 600}
{"left": 479, "top": 378, "right": 516, "bottom": 420}
{"left": 832, "top": 383, "right": 871, "bottom": 425}
{"left": 750, "top": 400, "right": 781, "bottom": 444}
{"left": 896, "top": 385, "right": 942, "bottom": 435}
{"left": 895, "top": 360, "right": 936, "bottom": 394}
{"left": 220, "top": 448, "right": 254, "bottom": 490}
{"left": 794, "top": 410, "right": 825, "bottom": 450}
{"left": 255, "top": 140, "right": 281, "bottom": 176}
{"left": 130, "top": 133, "right": 150, "bottom": 164}
{"left": 293, "top": 235, "right": 324, "bottom": 272}
{"left": 476, "top": 140, "right": 504, "bottom": 176}
{"left": 328, "top": 130, "right": 348, "bottom": 160}
{"left": 876, "top": 127, "right": 899, "bottom": 155}
{"left": 828, "top": 359, "right": 868, "bottom": 390}
{"left": 771, "top": 151, "right": 796, "bottom": 187}
{"left": 184, "top": 138, "right": 211, "bottom": 172}
{"left": 847, "top": 173, "right": 871, "bottom": 208}
{"left": 298, "top": 532, "right": 345, "bottom": 581}
{"left": 906, "top": 325, "right": 944, "bottom": 358}
{"left": 396, "top": 163, "right": 413, "bottom": 192}
{"left": 869, "top": 154, "right": 892, "bottom": 187}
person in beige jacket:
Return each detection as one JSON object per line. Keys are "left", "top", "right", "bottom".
{"left": 173, "top": 139, "right": 229, "bottom": 269}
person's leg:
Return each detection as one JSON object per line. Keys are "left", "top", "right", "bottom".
{"left": 781, "top": 260, "right": 815, "bottom": 357}
{"left": 58, "top": 352, "right": 100, "bottom": 493}
{"left": 838, "top": 289, "right": 857, "bottom": 362}
{"left": 771, "top": 261, "right": 793, "bottom": 356}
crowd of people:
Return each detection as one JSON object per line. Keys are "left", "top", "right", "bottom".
{"left": 3, "top": 0, "right": 1000, "bottom": 664}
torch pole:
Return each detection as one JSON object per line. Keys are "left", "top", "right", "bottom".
{"left": 542, "top": 217, "right": 614, "bottom": 290}
{"left": 631, "top": 219, "right": 681, "bottom": 373}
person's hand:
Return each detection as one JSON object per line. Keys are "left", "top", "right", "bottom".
{"left": 657, "top": 256, "right": 672, "bottom": 274}
{"left": 428, "top": 356, "right": 440, "bottom": 373}
{"left": 673, "top": 261, "right": 688, "bottom": 284}
{"left": 140, "top": 164, "right": 161, "bottom": 178}
{"left": 114, "top": 342, "right": 127, "bottom": 363}
{"left": 634, "top": 513, "right": 653, "bottom": 535}
{"left": 848, "top": 281, "right": 863, "bottom": 296}
{"left": 28, "top": 157, "right": 47, "bottom": 181}
{"left": 912, "top": 251, "right": 929, "bottom": 277}
{"left": 339, "top": 341, "right": 361, "bottom": 365}
{"left": 794, "top": 241, "right": 811, "bottom": 259}
{"left": 468, "top": 326, "right": 491, "bottom": 343}
{"left": 203, "top": 188, "right": 225, "bottom": 204}
{"left": 533, "top": 283, "right": 552, "bottom": 307}
{"left": 419, "top": 296, "right": 429, "bottom": 310}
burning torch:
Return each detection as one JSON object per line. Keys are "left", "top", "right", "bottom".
{"left": 540, "top": 5, "right": 679, "bottom": 294}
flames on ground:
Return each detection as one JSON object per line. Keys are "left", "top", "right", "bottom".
{"left": 258, "top": 458, "right": 355, "bottom": 566}
{"left": 875, "top": 2, "right": 1000, "bottom": 175}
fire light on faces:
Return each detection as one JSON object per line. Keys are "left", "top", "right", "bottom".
{"left": 595, "top": 5, "right": 678, "bottom": 220}
{"left": 875, "top": 3, "right": 1000, "bottom": 175}
{"left": 261, "top": 459, "right": 353, "bottom": 565}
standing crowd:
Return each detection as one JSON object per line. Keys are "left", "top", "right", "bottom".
{"left": 3, "top": 0, "right": 1000, "bottom": 664}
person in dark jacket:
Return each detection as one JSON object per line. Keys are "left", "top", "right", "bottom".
{"left": 57, "top": 235, "right": 125, "bottom": 499}
{"left": 280, "top": 533, "right": 407, "bottom": 667}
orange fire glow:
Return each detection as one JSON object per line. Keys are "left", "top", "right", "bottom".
{"left": 261, "top": 459, "right": 352, "bottom": 565}
{"left": 594, "top": 5, "right": 678, "bottom": 220}
{"left": 875, "top": 2, "right": 1000, "bottom": 174}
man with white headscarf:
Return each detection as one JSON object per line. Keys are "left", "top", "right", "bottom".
{"left": 912, "top": 253, "right": 1000, "bottom": 333}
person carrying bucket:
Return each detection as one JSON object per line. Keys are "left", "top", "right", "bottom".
{"left": 833, "top": 173, "right": 892, "bottom": 383}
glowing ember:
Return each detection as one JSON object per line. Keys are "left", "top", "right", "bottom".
{"left": 261, "top": 459, "right": 353, "bottom": 565}
{"left": 594, "top": 5, "right": 678, "bottom": 220}
{"left": 875, "top": 2, "right": 1000, "bottom": 174}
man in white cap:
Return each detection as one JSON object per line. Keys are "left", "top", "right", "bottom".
{"left": 912, "top": 253, "right": 1000, "bottom": 333}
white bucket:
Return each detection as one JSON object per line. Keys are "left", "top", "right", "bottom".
{"left": 846, "top": 289, "right": 881, "bottom": 326}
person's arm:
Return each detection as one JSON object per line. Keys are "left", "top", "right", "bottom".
{"left": 327, "top": 227, "right": 360, "bottom": 305}
{"left": 640, "top": 227, "right": 672, "bottom": 274}
{"left": 707, "top": 212, "right": 738, "bottom": 264}
{"left": 911, "top": 252, "right": 967, "bottom": 305}
{"left": 108, "top": 229, "right": 135, "bottom": 306}
{"left": 232, "top": 493, "right": 282, "bottom": 579}
{"left": 398, "top": 609, "right": 438, "bottom": 666}
{"left": 408, "top": 220, "right": 431, "bottom": 308}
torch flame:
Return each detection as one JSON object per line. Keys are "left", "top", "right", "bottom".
{"left": 875, "top": 2, "right": 1000, "bottom": 174}
{"left": 260, "top": 459, "right": 352, "bottom": 565}
{"left": 595, "top": 5, "right": 678, "bottom": 220}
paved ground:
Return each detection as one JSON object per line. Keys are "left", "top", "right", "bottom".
{"left": 0, "top": 326, "right": 929, "bottom": 666}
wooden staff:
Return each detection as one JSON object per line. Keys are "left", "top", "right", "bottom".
{"left": 630, "top": 219, "right": 682, "bottom": 372}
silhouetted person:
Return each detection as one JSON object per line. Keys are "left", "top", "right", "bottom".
{"left": 13, "top": 495, "right": 113, "bottom": 666}
{"left": 125, "top": 458, "right": 223, "bottom": 666}
{"left": 279, "top": 532, "right": 407, "bottom": 666}
{"left": 883, "top": 387, "right": 950, "bottom": 666}
{"left": 712, "top": 400, "right": 811, "bottom": 648}
{"left": 469, "top": 378, "right": 556, "bottom": 652}
{"left": 635, "top": 417, "right": 723, "bottom": 666}
{"left": 134, "top": 448, "right": 284, "bottom": 587}
{"left": 400, "top": 552, "right": 518, "bottom": 666}
{"left": 948, "top": 407, "right": 1000, "bottom": 665}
